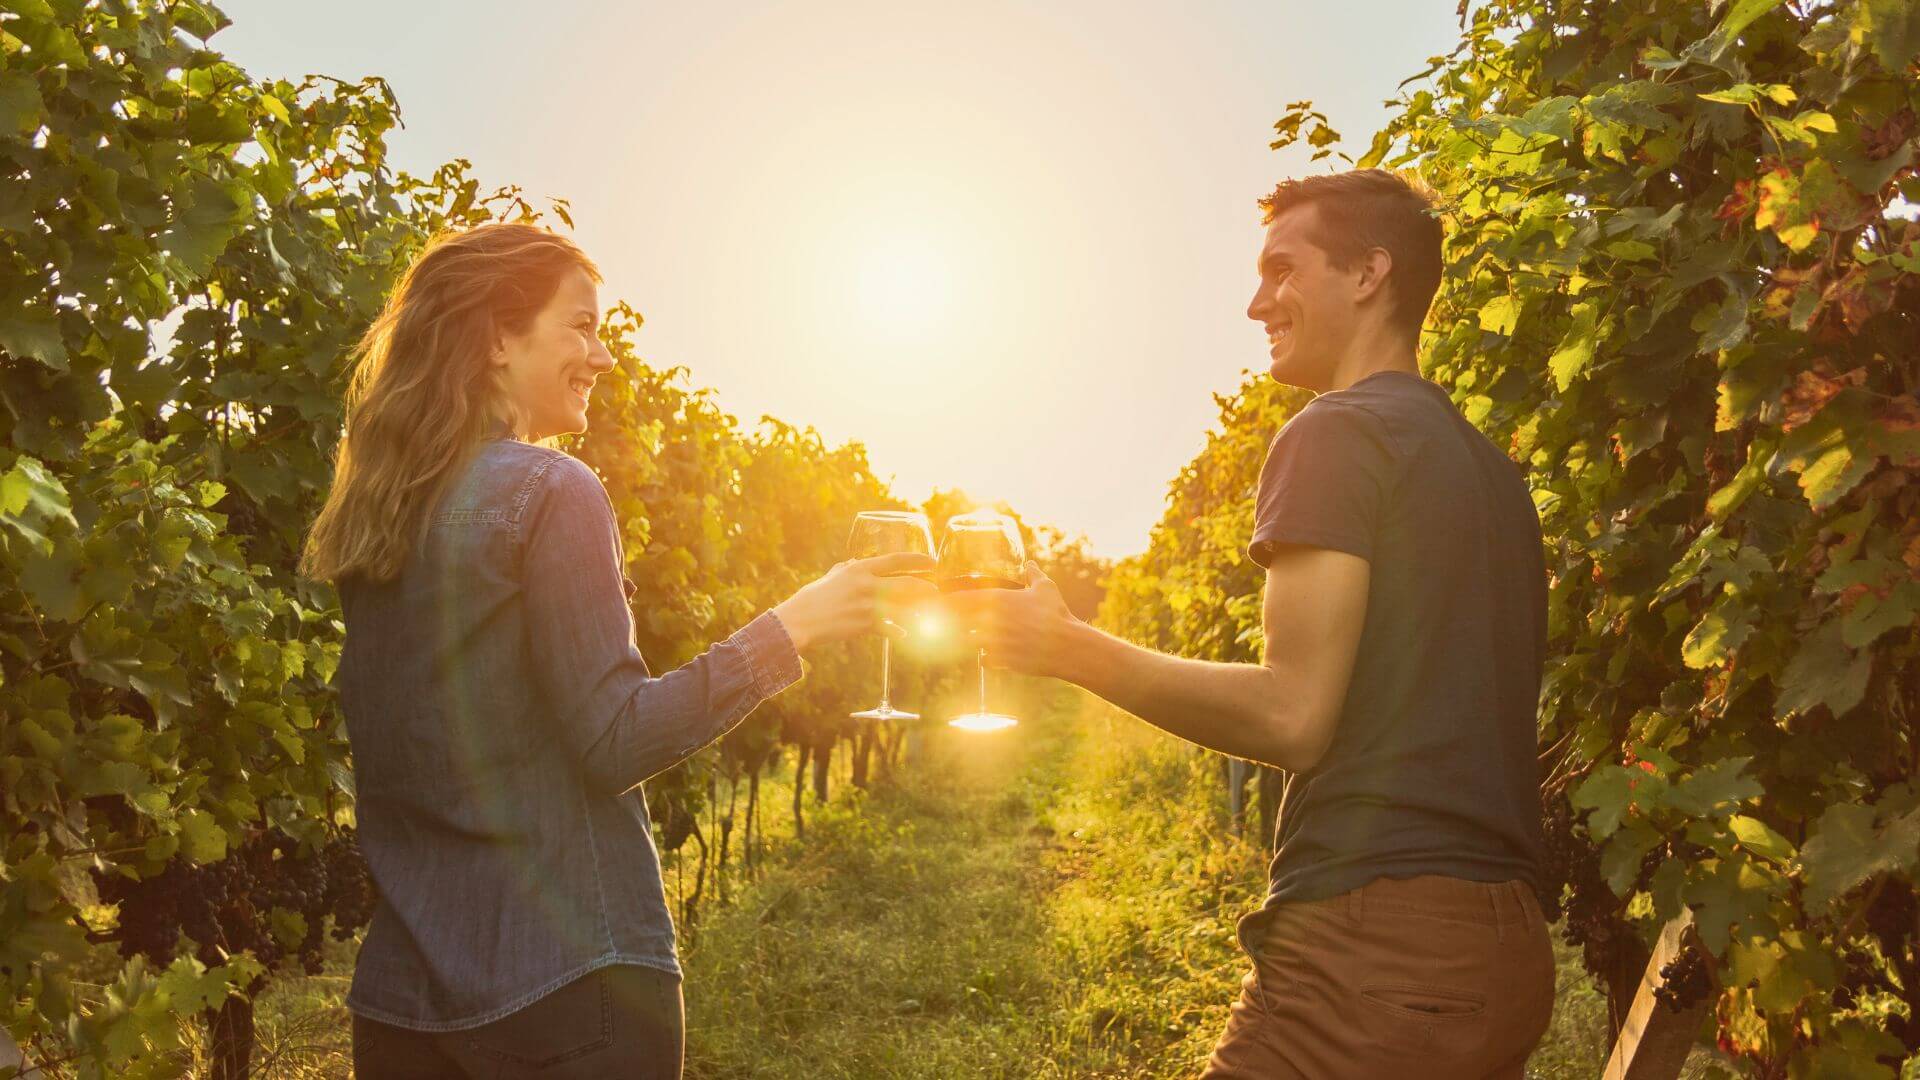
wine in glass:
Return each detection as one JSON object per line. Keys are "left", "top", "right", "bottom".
{"left": 847, "top": 510, "right": 936, "bottom": 722}
{"left": 938, "top": 510, "right": 1025, "bottom": 732}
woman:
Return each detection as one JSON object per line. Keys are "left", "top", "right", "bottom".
{"left": 302, "top": 222, "right": 930, "bottom": 1078}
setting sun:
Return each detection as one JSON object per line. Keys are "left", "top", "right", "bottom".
{"left": 850, "top": 231, "right": 951, "bottom": 340}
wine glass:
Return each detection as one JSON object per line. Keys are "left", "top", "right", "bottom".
{"left": 937, "top": 510, "right": 1025, "bottom": 732}
{"left": 847, "top": 510, "right": 936, "bottom": 722}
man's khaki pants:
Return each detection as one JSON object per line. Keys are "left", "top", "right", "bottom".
{"left": 1202, "top": 875, "right": 1555, "bottom": 1079}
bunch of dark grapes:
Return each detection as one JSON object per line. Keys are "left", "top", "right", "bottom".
{"left": 655, "top": 798, "right": 696, "bottom": 853}
{"left": 1652, "top": 943, "right": 1713, "bottom": 1013}
{"left": 93, "top": 827, "right": 379, "bottom": 981}
{"left": 322, "top": 829, "right": 377, "bottom": 943}
{"left": 92, "top": 859, "right": 186, "bottom": 961}
{"left": 1542, "top": 790, "right": 1641, "bottom": 981}
{"left": 1538, "top": 795, "right": 1583, "bottom": 923}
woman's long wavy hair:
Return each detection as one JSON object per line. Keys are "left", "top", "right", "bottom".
{"left": 301, "top": 223, "right": 600, "bottom": 584}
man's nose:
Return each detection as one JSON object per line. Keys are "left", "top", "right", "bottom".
{"left": 1247, "top": 285, "right": 1269, "bottom": 323}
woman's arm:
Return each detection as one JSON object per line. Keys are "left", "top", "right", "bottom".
{"left": 520, "top": 455, "right": 930, "bottom": 795}
{"left": 521, "top": 455, "right": 802, "bottom": 795}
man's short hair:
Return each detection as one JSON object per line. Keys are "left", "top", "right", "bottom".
{"left": 1259, "top": 169, "right": 1444, "bottom": 339}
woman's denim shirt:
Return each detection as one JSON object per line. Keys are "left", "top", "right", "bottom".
{"left": 334, "top": 437, "right": 802, "bottom": 1031}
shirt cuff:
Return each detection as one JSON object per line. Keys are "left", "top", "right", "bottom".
{"left": 732, "top": 610, "right": 805, "bottom": 700}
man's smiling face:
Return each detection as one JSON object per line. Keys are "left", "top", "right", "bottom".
{"left": 1246, "top": 204, "right": 1351, "bottom": 393}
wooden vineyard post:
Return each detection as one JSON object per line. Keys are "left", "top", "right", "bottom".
{"left": 1226, "top": 757, "right": 1253, "bottom": 833}
{"left": 1602, "top": 912, "right": 1712, "bottom": 1080}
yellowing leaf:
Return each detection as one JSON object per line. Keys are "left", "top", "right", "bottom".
{"left": 1706, "top": 440, "right": 1775, "bottom": 520}
{"left": 1754, "top": 170, "right": 1818, "bottom": 251}
{"left": 1683, "top": 603, "right": 1755, "bottom": 669}
{"left": 1549, "top": 302, "right": 1600, "bottom": 389}
{"left": 1729, "top": 814, "right": 1796, "bottom": 863}
{"left": 1478, "top": 294, "right": 1521, "bottom": 336}
{"left": 1699, "top": 83, "right": 1795, "bottom": 106}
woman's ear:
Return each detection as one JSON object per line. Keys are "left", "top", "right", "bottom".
{"left": 487, "top": 319, "right": 516, "bottom": 369}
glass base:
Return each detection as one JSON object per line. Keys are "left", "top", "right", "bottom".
{"left": 948, "top": 712, "right": 1018, "bottom": 732}
{"left": 851, "top": 705, "right": 919, "bottom": 722}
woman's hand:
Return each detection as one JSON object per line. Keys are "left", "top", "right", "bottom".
{"left": 772, "top": 553, "right": 938, "bottom": 654}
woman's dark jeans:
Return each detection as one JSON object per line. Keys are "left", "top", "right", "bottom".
{"left": 351, "top": 965, "right": 684, "bottom": 1079}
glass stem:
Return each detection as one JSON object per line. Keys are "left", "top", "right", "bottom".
{"left": 878, "top": 638, "right": 893, "bottom": 712}
{"left": 976, "top": 647, "right": 988, "bottom": 715}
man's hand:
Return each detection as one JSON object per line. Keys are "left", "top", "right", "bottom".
{"left": 941, "top": 561, "right": 1081, "bottom": 678}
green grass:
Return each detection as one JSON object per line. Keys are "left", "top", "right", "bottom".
{"left": 204, "top": 685, "right": 1662, "bottom": 1077}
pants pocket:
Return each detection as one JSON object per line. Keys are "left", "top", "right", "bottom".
{"left": 1357, "top": 981, "right": 1487, "bottom": 1022}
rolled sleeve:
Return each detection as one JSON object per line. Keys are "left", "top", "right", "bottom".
{"left": 521, "top": 456, "right": 804, "bottom": 795}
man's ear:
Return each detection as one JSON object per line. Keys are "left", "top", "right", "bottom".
{"left": 1352, "top": 247, "right": 1394, "bottom": 306}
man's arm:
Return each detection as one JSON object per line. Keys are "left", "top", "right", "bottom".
{"left": 953, "top": 542, "right": 1369, "bottom": 773}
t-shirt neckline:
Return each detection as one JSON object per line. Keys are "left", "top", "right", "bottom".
{"left": 1346, "top": 369, "right": 1430, "bottom": 391}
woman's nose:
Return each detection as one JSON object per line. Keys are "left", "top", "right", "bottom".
{"left": 588, "top": 338, "right": 615, "bottom": 372}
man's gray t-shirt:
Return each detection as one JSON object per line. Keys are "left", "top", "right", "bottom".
{"left": 1248, "top": 369, "right": 1546, "bottom": 907}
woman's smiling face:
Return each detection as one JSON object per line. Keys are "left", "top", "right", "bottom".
{"left": 492, "top": 267, "right": 613, "bottom": 441}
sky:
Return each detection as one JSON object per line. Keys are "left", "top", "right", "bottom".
{"left": 216, "top": 0, "right": 1460, "bottom": 558}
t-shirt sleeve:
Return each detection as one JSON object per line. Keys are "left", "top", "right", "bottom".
{"left": 1248, "top": 400, "right": 1397, "bottom": 567}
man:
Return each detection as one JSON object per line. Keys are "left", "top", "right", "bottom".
{"left": 947, "top": 169, "right": 1553, "bottom": 1077}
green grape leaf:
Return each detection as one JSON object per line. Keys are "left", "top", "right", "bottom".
{"left": 1511, "top": 95, "right": 1578, "bottom": 142}
{"left": 1799, "top": 800, "right": 1920, "bottom": 908}
{"left": 0, "top": 304, "right": 68, "bottom": 370}
{"left": 1856, "top": 0, "right": 1920, "bottom": 72}
{"left": 177, "top": 809, "right": 228, "bottom": 865}
{"left": 1775, "top": 620, "right": 1871, "bottom": 720}
{"left": 0, "top": 70, "right": 46, "bottom": 133}
{"left": 1663, "top": 757, "right": 1762, "bottom": 818}
{"left": 19, "top": 545, "right": 85, "bottom": 622}
{"left": 1841, "top": 583, "right": 1920, "bottom": 650}
{"left": 1683, "top": 855, "right": 1779, "bottom": 954}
